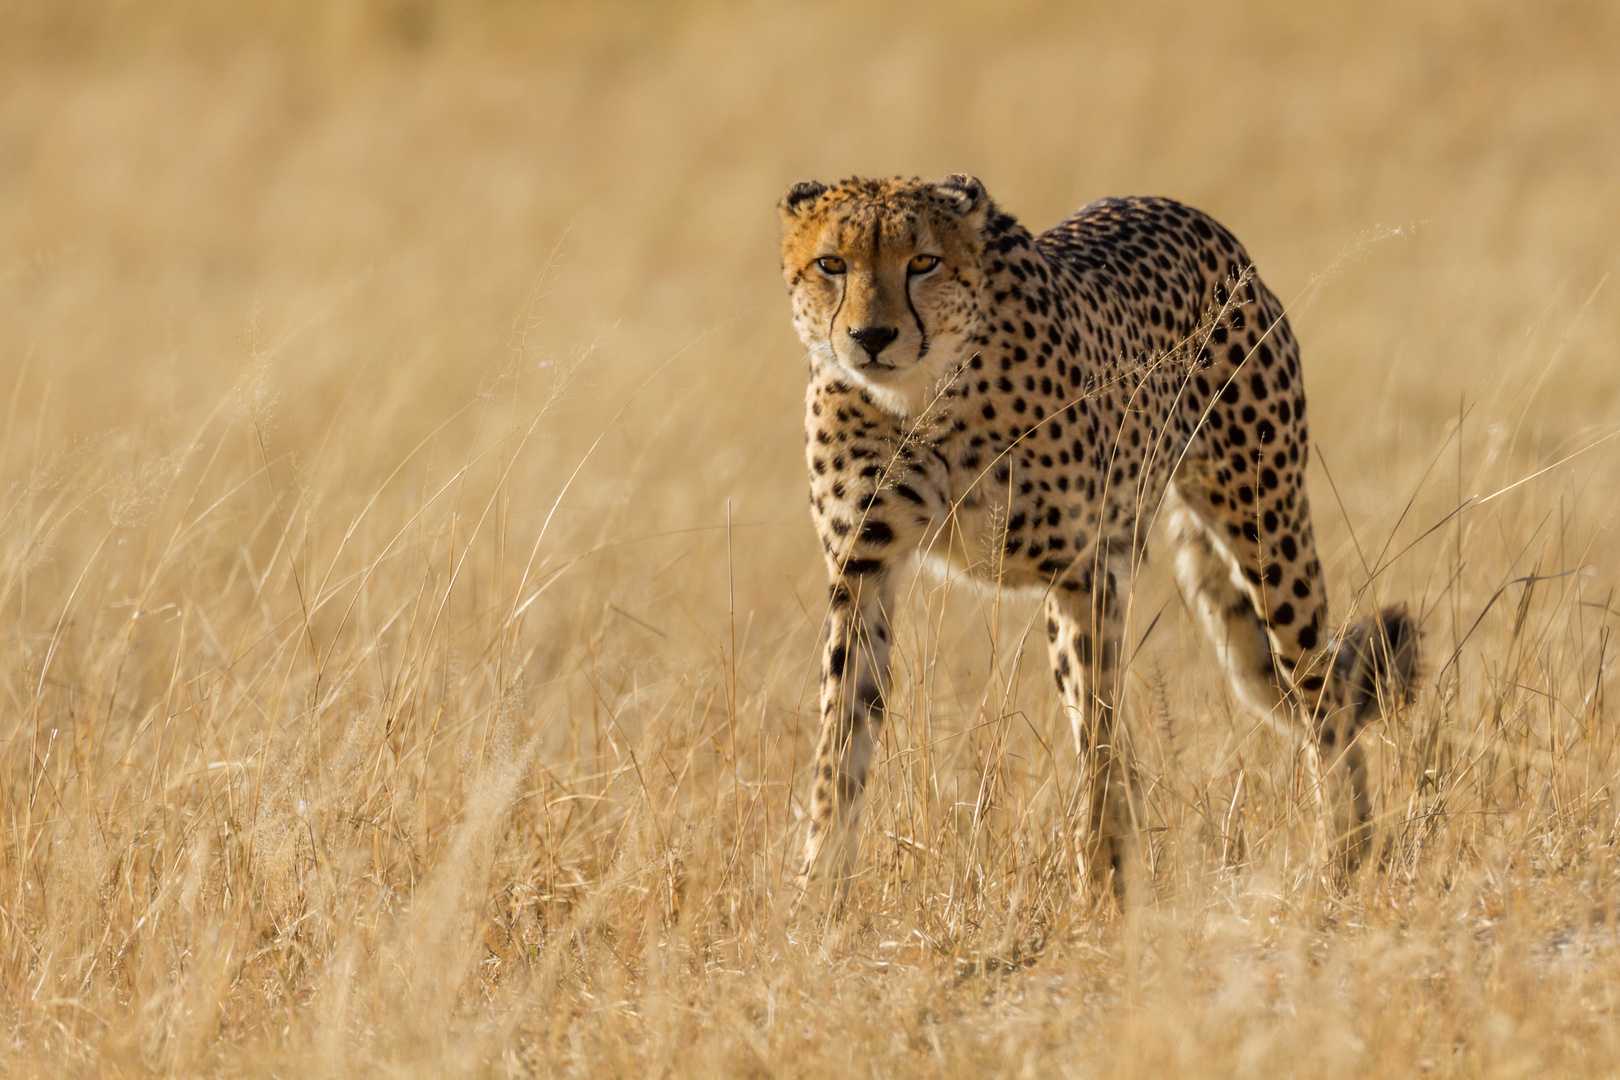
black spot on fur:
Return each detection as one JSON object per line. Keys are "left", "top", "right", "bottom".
{"left": 860, "top": 520, "right": 894, "bottom": 545}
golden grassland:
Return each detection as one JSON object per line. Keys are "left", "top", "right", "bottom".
{"left": 3, "top": 1, "right": 1620, "bottom": 1074}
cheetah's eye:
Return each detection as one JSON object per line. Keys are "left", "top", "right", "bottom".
{"left": 815, "top": 256, "right": 847, "bottom": 275}
{"left": 908, "top": 254, "right": 942, "bottom": 275}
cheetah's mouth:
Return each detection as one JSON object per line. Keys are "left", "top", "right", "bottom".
{"left": 851, "top": 344, "right": 924, "bottom": 375}
{"left": 838, "top": 336, "right": 927, "bottom": 379}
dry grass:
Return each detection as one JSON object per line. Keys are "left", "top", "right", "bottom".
{"left": 3, "top": 1, "right": 1620, "bottom": 1075}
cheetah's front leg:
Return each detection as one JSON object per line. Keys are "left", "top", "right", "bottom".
{"left": 1044, "top": 567, "right": 1141, "bottom": 904}
{"left": 798, "top": 569, "right": 894, "bottom": 890}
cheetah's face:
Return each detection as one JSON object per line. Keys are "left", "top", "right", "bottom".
{"left": 779, "top": 175, "right": 988, "bottom": 415}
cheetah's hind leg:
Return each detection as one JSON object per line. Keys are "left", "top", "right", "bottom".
{"left": 1167, "top": 472, "right": 1421, "bottom": 875}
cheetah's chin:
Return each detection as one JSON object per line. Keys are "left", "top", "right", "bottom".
{"left": 837, "top": 361, "right": 954, "bottom": 420}
{"left": 830, "top": 347, "right": 967, "bottom": 420}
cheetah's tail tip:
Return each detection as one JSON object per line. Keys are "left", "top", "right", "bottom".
{"left": 1333, "top": 604, "right": 1422, "bottom": 723}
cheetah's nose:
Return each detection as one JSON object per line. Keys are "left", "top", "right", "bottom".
{"left": 848, "top": 325, "right": 899, "bottom": 360}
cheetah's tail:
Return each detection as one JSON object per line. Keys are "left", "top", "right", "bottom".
{"left": 1331, "top": 604, "right": 1422, "bottom": 724}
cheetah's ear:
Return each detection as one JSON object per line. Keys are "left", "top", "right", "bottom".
{"left": 934, "top": 174, "right": 987, "bottom": 217}
{"left": 779, "top": 180, "right": 829, "bottom": 223}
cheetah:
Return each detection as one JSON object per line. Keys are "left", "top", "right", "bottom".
{"left": 778, "top": 175, "right": 1420, "bottom": 898}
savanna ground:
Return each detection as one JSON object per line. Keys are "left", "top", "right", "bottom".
{"left": 3, "top": 1, "right": 1620, "bottom": 1075}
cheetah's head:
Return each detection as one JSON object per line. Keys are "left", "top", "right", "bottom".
{"left": 779, "top": 174, "right": 990, "bottom": 416}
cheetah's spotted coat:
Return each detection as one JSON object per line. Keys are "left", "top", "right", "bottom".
{"left": 777, "top": 175, "right": 1418, "bottom": 896}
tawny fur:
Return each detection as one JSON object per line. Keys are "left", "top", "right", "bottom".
{"left": 778, "top": 175, "right": 1419, "bottom": 897}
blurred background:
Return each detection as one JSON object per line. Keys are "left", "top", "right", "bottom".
{"left": 4, "top": 1, "right": 1620, "bottom": 1074}
{"left": 7, "top": 0, "right": 1617, "bottom": 467}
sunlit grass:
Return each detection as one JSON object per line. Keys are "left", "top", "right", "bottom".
{"left": 3, "top": 1, "right": 1620, "bottom": 1075}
